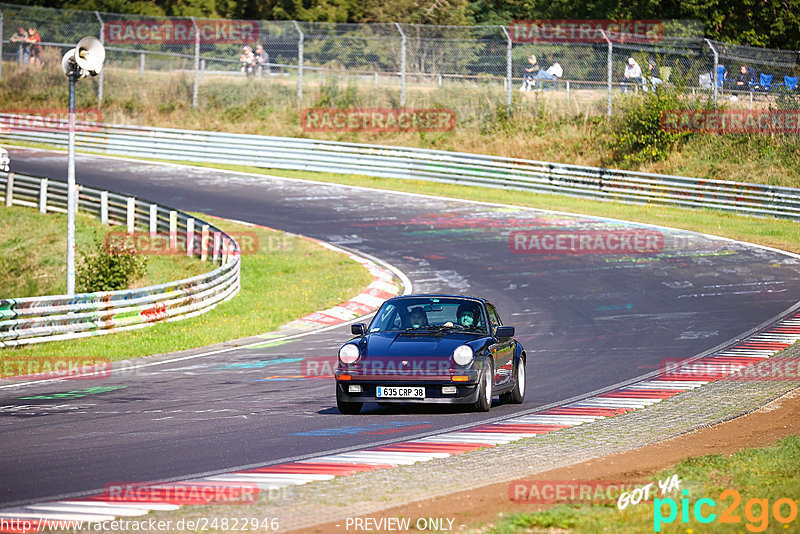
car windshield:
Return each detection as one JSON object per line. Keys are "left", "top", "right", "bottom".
{"left": 368, "top": 297, "right": 488, "bottom": 334}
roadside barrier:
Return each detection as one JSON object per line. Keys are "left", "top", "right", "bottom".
{"left": 0, "top": 172, "right": 241, "bottom": 347}
{"left": 2, "top": 114, "right": 800, "bottom": 220}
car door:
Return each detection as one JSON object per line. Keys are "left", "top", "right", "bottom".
{"left": 487, "top": 303, "right": 514, "bottom": 389}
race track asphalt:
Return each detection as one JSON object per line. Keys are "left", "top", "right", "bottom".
{"left": 2, "top": 148, "right": 799, "bottom": 507}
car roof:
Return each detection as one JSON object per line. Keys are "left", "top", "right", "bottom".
{"left": 386, "top": 294, "right": 487, "bottom": 306}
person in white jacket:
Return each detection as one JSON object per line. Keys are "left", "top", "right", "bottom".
{"left": 624, "top": 57, "right": 645, "bottom": 92}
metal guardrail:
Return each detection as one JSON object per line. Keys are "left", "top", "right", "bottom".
{"left": 2, "top": 114, "right": 799, "bottom": 221}
{"left": 0, "top": 171, "right": 241, "bottom": 347}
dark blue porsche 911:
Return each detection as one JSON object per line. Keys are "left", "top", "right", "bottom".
{"left": 335, "top": 295, "right": 526, "bottom": 414}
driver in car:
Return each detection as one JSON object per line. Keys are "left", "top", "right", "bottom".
{"left": 408, "top": 307, "right": 428, "bottom": 328}
{"left": 444, "top": 303, "right": 481, "bottom": 329}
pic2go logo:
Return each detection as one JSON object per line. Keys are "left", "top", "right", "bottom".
{"left": 654, "top": 489, "right": 798, "bottom": 532}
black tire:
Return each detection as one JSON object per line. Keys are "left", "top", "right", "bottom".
{"left": 336, "top": 388, "right": 362, "bottom": 414}
{"left": 500, "top": 357, "right": 526, "bottom": 404}
{"left": 473, "top": 359, "right": 494, "bottom": 412}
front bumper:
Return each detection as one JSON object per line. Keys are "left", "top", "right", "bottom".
{"left": 335, "top": 380, "right": 481, "bottom": 404}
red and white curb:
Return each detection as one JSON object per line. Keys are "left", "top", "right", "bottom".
{"left": 2, "top": 313, "right": 797, "bottom": 531}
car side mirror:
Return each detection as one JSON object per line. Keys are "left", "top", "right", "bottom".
{"left": 351, "top": 323, "right": 366, "bottom": 336}
{"left": 495, "top": 326, "right": 515, "bottom": 338}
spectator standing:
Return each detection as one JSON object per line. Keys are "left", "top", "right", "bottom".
{"left": 254, "top": 44, "right": 270, "bottom": 75}
{"left": 10, "top": 27, "right": 30, "bottom": 65}
{"left": 520, "top": 54, "right": 539, "bottom": 91}
{"left": 27, "top": 28, "right": 42, "bottom": 67}
{"left": 623, "top": 57, "right": 644, "bottom": 93}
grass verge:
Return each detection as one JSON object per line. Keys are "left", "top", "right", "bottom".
{"left": 477, "top": 435, "right": 800, "bottom": 533}
{"left": 0, "top": 205, "right": 207, "bottom": 297}
{"left": 1, "top": 214, "right": 373, "bottom": 369}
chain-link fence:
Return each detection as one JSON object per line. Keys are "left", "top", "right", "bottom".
{"left": 2, "top": 3, "right": 799, "bottom": 124}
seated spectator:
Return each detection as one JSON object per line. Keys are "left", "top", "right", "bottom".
{"left": 10, "top": 27, "right": 30, "bottom": 65}
{"left": 623, "top": 57, "right": 645, "bottom": 93}
{"left": 533, "top": 61, "right": 563, "bottom": 80}
{"left": 239, "top": 45, "right": 256, "bottom": 76}
{"left": 254, "top": 44, "right": 270, "bottom": 75}
{"left": 27, "top": 28, "right": 42, "bottom": 67}
{"left": 646, "top": 60, "right": 662, "bottom": 91}
{"left": 732, "top": 65, "right": 755, "bottom": 91}
{"left": 520, "top": 54, "right": 539, "bottom": 92}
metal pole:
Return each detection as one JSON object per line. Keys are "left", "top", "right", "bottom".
{"left": 0, "top": 12, "right": 4, "bottom": 82}
{"left": 291, "top": 21, "right": 303, "bottom": 105}
{"left": 500, "top": 25, "right": 512, "bottom": 114}
{"left": 140, "top": 53, "right": 144, "bottom": 77}
{"left": 705, "top": 39, "right": 718, "bottom": 108}
{"left": 67, "top": 71, "right": 78, "bottom": 296}
{"left": 395, "top": 23, "right": 406, "bottom": 106}
{"left": 602, "top": 30, "right": 612, "bottom": 117}
{"left": 95, "top": 11, "right": 104, "bottom": 105}
{"left": 191, "top": 17, "right": 199, "bottom": 108}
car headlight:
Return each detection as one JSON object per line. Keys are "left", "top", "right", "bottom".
{"left": 339, "top": 343, "right": 360, "bottom": 364}
{"left": 453, "top": 345, "right": 474, "bottom": 366}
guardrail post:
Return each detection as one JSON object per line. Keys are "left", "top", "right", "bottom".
{"left": 212, "top": 231, "right": 221, "bottom": 263}
{"left": 39, "top": 178, "right": 48, "bottom": 213}
{"left": 200, "top": 224, "right": 209, "bottom": 261}
{"left": 100, "top": 191, "right": 108, "bottom": 224}
{"left": 222, "top": 237, "right": 229, "bottom": 265}
{"left": 4, "top": 173, "right": 12, "bottom": 206}
{"left": 191, "top": 17, "right": 200, "bottom": 108}
{"left": 127, "top": 197, "right": 135, "bottom": 234}
{"left": 500, "top": 25, "right": 512, "bottom": 114}
{"left": 149, "top": 203, "right": 158, "bottom": 236}
{"left": 292, "top": 21, "right": 304, "bottom": 105}
{"left": 169, "top": 210, "right": 177, "bottom": 251}
{"left": 95, "top": 11, "right": 104, "bottom": 105}
{"left": 395, "top": 23, "right": 406, "bottom": 106}
{"left": 186, "top": 217, "right": 195, "bottom": 256}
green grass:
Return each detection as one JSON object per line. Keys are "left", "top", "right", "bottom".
{"left": 0, "top": 205, "right": 207, "bottom": 297}
{"left": 2, "top": 214, "right": 374, "bottom": 367}
{"left": 477, "top": 435, "right": 800, "bottom": 533}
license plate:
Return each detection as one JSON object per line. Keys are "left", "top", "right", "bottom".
{"left": 376, "top": 386, "right": 425, "bottom": 398}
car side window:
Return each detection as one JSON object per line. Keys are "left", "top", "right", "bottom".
{"left": 486, "top": 304, "right": 501, "bottom": 333}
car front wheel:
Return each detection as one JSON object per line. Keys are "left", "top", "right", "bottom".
{"left": 473, "top": 359, "right": 494, "bottom": 412}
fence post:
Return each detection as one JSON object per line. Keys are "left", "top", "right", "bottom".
{"left": 500, "top": 25, "right": 512, "bottom": 114}
{"left": 169, "top": 210, "right": 177, "bottom": 251}
{"left": 292, "top": 21, "right": 303, "bottom": 105}
{"left": 140, "top": 53, "right": 144, "bottom": 77}
{"left": 602, "top": 30, "right": 613, "bottom": 117}
{"left": 149, "top": 203, "right": 158, "bottom": 236}
{"left": 201, "top": 224, "right": 209, "bottom": 261}
{"left": 126, "top": 197, "right": 135, "bottom": 234}
{"left": 39, "top": 178, "right": 48, "bottom": 213}
{"left": 191, "top": 17, "right": 200, "bottom": 108}
{"left": 186, "top": 217, "right": 195, "bottom": 256}
{"left": 100, "top": 190, "right": 108, "bottom": 224}
{"left": 705, "top": 39, "right": 718, "bottom": 108}
{"left": 395, "top": 23, "right": 406, "bottom": 106}
{"left": 5, "top": 172, "right": 13, "bottom": 206}
{"left": 212, "top": 231, "right": 221, "bottom": 263}
{"left": 95, "top": 11, "right": 104, "bottom": 105}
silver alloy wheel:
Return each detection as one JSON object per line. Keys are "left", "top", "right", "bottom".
{"left": 517, "top": 361, "right": 526, "bottom": 397}
{"left": 483, "top": 365, "right": 492, "bottom": 405}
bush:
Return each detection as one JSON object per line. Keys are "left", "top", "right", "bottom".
{"left": 613, "top": 88, "right": 698, "bottom": 166}
{"left": 77, "top": 237, "right": 148, "bottom": 293}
